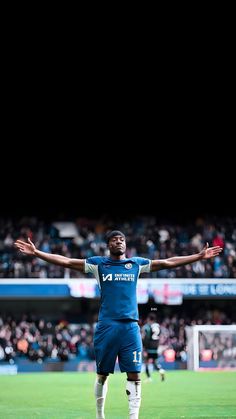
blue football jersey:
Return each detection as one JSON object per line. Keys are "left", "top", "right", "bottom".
{"left": 85, "top": 256, "right": 151, "bottom": 321}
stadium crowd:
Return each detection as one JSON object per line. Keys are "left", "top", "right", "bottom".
{"left": 0, "top": 306, "right": 235, "bottom": 365}
{"left": 0, "top": 215, "right": 236, "bottom": 278}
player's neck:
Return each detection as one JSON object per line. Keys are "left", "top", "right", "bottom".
{"left": 109, "top": 254, "right": 126, "bottom": 261}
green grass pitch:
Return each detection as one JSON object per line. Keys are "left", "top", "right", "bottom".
{"left": 0, "top": 371, "right": 236, "bottom": 418}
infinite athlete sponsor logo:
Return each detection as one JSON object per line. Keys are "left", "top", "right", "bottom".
{"left": 102, "top": 274, "right": 112, "bottom": 281}
{"left": 102, "top": 273, "right": 135, "bottom": 282}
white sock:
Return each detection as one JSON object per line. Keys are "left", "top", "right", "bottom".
{"left": 126, "top": 380, "right": 141, "bottom": 419}
{"left": 94, "top": 379, "right": 108, "bottom": 419}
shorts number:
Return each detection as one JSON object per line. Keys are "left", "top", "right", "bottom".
{"left": 133, "top": 351, "right": 142, "bottom": 363}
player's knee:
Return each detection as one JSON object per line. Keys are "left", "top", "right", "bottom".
{"left": 97, "top": 373, "right": 109, "bottom": 384}
{"left": 127, "top": 372, "right": 140, "bottom": 381}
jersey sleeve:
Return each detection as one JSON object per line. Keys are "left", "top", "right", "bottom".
{"left": 133, "top": 257, "right": 151, "bottom": 273}
{"left": 84, "top": 256, "right": 101, "bottom": 275}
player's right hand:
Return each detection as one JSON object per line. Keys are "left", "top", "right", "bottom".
{"left": 14, "top": 237, "right": 36, "bottom": 255}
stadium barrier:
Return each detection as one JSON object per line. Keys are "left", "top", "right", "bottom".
{"left": 1, "top": 278, "right": 236, "bottom": 303}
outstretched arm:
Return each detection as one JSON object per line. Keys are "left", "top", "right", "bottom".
{"left": 151, "top": 243, "right": 222, "bottom": 272}
{"left": 14, "top": 238, "right": 85, "bottom": 272}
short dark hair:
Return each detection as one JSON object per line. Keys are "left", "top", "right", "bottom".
{"left": 147, "top": 313, "right": 157, "bottom": 322}
{"left": 106, "top": 230, "right": 126, "bottom": 244}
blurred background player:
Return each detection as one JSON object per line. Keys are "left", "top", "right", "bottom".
{"left": 142, "top": 313, "right": 165, "bottom": 382}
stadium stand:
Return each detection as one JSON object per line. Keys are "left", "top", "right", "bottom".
{"left": 0, "top": 215, "right": 235, "bottom": 278}
{"left": 0, "top": 215, "right": 236, "bottom": 373}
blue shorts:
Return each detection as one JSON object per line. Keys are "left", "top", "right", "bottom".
{"left": 94, "top": 320, "right": 142, "bottom": 374}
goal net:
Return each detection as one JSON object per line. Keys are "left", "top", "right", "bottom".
{"left": 185, "top": 325, "right": 236, "bottom": 371}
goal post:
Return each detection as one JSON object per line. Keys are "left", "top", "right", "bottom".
{"left": 185, "top": 325, "right": 236, "bottom": 371}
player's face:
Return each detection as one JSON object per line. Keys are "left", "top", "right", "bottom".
{"left": 108, "top": 235, "right": 126, "bottom": 256}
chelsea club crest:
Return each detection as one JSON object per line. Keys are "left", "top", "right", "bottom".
{"left": 125, "top": 263, "right": 132, "bottom": 269}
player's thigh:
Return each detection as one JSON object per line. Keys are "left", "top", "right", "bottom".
{"left": 94, "top": 322, "right": 119, "bottom": 372}
{"left": 118, "top": 322, "right": 142, "bottom": 372}
{"left": 147, "top": 353, "right": 158, "bottom": 362}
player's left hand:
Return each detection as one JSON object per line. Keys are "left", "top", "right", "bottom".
{"left": 199, "top": 242, "right": 223, "bottom": 259}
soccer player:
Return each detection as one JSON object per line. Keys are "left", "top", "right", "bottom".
{"left": 141, "top": 313, "right": 165, "bottom": 382}
{"left": 14, "top": 231, "right": 222, "bottom": 419}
